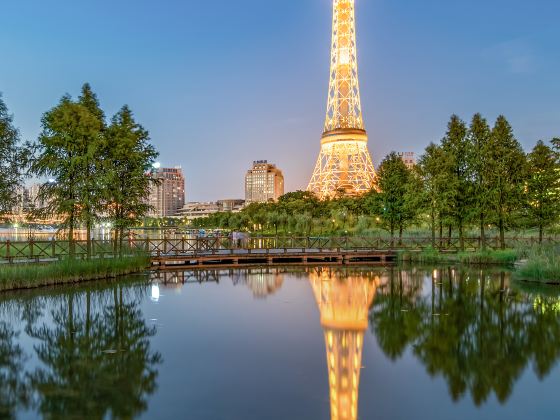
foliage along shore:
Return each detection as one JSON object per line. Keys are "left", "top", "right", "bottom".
{"left": 399, "top": 245, "right": 560, "bottom": 285}
{"left": 0, "top": 255, "right": 150, "bottom": 293}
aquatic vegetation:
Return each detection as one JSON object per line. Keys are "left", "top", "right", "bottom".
{"left": 0, "top": 256, "right": 150, "bottom": 292}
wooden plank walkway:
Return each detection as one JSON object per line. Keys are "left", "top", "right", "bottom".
{"left": 151, "top": 248, "right": 397, "bottom": 269}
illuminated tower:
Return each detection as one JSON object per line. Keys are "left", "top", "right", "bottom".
{"left": 308, "top": 0, "right": 376, "bottom": 199}
{"left": 310, "top": 270, "right": 378, "bottom": 420}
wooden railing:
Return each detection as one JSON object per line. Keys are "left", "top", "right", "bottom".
{"left": 1, "top": 236, "right": 557, "bottom": 263}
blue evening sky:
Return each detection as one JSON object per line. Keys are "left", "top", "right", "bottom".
{"left": 1, "top": 0, "right": 559, "bottom": 201}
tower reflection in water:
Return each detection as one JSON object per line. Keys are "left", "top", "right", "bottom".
{"left": 310, "top": 269, "right": 381, "bottom": 420}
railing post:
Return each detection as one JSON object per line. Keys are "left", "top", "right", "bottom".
{"left": 6, "top": 240, "right": 10, "bottom": 262}
{"left": 30, "top": 239, "right": 34, "bottom": 260}
{"left": 52, "top": 238, "right": 56, "bottom": 258}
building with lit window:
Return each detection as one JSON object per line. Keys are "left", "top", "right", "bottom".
{"left": 148, "top": 166, "right": 186, "bottom": 217}
{"left": 245, "top": 161, "right": 284, "bottom": 203}
{"left": 176, "top": 199, "right": 245, "bottom": 221}
{"left": 398, "top": 152, "right": 416, "bottom": 169}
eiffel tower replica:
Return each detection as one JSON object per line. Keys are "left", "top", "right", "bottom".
{"left": 308, "top": 0, "right": 377, "bottom": 199}
{"left": 310, "top": 269, "right": 379, "bottom": 420}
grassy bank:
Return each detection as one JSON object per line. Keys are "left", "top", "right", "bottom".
{"left": 399, "top": 245, "right": 560, "bottom": 284}
{"left": 398, "top": 247, "right": 519, "bottom": 266}
{"left": 0, "top": 255, "right": 150, "bottom": 292}
{"left": 514, "top": 245, "right": 560, "bottom": 285}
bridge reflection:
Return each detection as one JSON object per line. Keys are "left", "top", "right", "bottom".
{"left": 310, "top": 268, "right": 382, "bottom": 420}
{"left": 151, "top": 267, "right": 286, "bottom": 298}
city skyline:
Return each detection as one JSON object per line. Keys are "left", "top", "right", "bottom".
{"left": 2, "top": 0, "right": 560, "bottom": 201}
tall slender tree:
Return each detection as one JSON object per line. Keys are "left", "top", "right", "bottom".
{"left": 376, "top": 152, "right": 416, "bottom": 243}
{"left": 33, "top": 90, "right": 104, "bottom": 257}
{"left": 418, "top": 143, "right": 451, "bottom": 247}
{"left": 104, "top": 106, "right": 157, "bottom": 253}
{"left": 526, "top": 141, "right": 560, "bottom": 242}
{"left": 487, "top": 116, "right": 527, "bottom": 249}
{"left": 467, "top": 114, "right": 492, "bottom": 248}
{"left": 0, "top": 94, "right": 28, "bottom": 215}
{"left": 441, "top": 115, "right": 471, "bottom": 250}
{"left": 77, "top": 85, "right": 106, "bottom": 258}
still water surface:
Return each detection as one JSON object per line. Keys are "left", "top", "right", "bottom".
{"left": 1, "top": 266, "right": 559, "bottom": 419}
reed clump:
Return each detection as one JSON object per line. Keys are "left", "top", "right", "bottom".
{"left": 0, "top": 255, "right": 150, "bottom": 292}
{"left": 514, "top": 245, "right": 560, "bottom": 284}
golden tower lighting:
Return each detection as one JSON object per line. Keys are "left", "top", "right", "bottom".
{"left": 308, "top": 0, "right": 377, "bottom": 198}
{"left": 310, "top": 270, "right": 379, "bottom": 420}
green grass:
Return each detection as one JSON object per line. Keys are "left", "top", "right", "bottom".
{"left": 398, "top": 247, "right": 519, "bottom": 266}
{"left": 514, "top": 245, "right": 560, "bottom": 284}
{"left": 0, "top": 255, "right": 150, "bottom": 292}
{"left": 457, "top": 249, "right": 519, "bottom": 265}
{"left": 399, "top": 244, "right": 560, "bottom": 284}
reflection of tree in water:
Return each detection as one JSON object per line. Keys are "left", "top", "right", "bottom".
{"left": 0, "top": 321, "right": 29, "bottom": 419}
{"left": 17, "top": 282, "right": 161, "bottom": 419}
{"left": 369, "top": 267, "right": 424, "bottom": 360}
{"left": 371, "top": 267, "right": 560, "bottom": 406}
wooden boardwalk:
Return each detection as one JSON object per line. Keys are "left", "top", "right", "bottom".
{"left": 151, "top": 248, "right": 397, "bottom": 269}
{"left": 0, "top": 235, "right": 557, "bottom": 268}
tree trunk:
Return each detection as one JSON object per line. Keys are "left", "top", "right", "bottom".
{"left": 114, "top": 228, "right": 119, "bottom": 255}
{"left": 439, "top": 218, "right": 443, "bottom": 248}
{"left": 431, "top": 208, "right": 436, "bottom": 248}
{"left": 539, "top": 225, "right": 543, "bottom": 244}
{"left": 119, "top": 227, "right": 125, "bottom": 257}
{"left": 448, "top": 225, "right": 452, "bottom": 247}
{"left": 499, "top": 216, "right": 505, "bottom": 250}
{"left": 68, "top": 210, "right": 75, "bottom": 259}
{"left": 459, "top": 220, "right": 464, "bottom": 252}
{"left": 86, "top": 220, "right": 92, "bottom": 260}
{"left": 480, "top": 212, "right": 486, "bottom": 250}
{"left": 399, "top": 225, "right": 403, "bottom": 245}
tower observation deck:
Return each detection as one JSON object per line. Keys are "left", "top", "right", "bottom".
{"left": 308, "top": 0, "right": 377, "bottom": 198}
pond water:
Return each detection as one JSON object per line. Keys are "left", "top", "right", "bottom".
{"left": 1, "top": 266, "right": 559, "bottom": 420}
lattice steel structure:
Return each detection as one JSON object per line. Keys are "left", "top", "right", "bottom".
{"left": 308, "top": 0, "right": 377, "bottom": 198}
{"left": 310, "top": 270, "right": 379, "bottom": 420}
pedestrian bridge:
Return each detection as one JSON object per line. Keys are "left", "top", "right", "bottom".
{"left": 0, "top": 236, "right": 557, "bottom": 268}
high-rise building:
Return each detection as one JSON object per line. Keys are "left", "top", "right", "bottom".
{"left": 245, "top": 161, "right": 284, "bottom": 203}
{"left": 398, "top": 152, "right": 416, "bottom": 169}
{"left": 148, "top": 166, "right": 186, "bottom": 217}
{"left": 308, "top": 0, "right": 377, "bottom": 199}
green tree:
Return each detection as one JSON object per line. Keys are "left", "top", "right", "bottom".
{"left": 487, "top": 116, "right": 527, "bottom": 248}
{"left": 0, "top": 94, "right": 28, "bottom": 214}
{"left": 417, "top": 143, "right": 450, "bottom": 246}
{"left": 468, "top": 114, "right": 492, "bottom": 248}
{"left": 376, "top": 153, "right": 415, "bottom": 242}
{"left": 104, "top": 106, "right": 158, "bottom": 253}
{"left": 441, "top": 115, "right": 471, "bottom": 250}
{"left": 526, "top": 141, "right": 560, "bottom": 242}
{"left": 32, "top": 93, "right": 104, "bottom": 257}
{"left": 76, "top": 85, "right": 106, "bottom": 258}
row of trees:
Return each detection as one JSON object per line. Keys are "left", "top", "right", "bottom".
{"left": 416, "top": 114, "right": 559, "bottom": 249}
{"left": 0, "top": 85, "right": 158, "bottom": 256}
{"left": 194, "top": 114, "right": 560, "bottom": 249}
